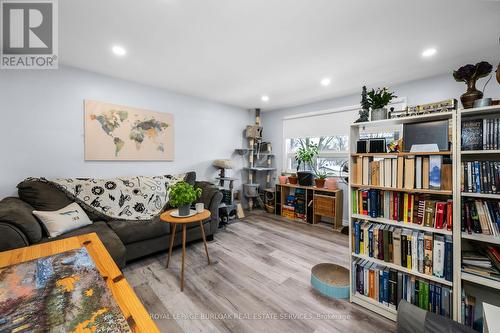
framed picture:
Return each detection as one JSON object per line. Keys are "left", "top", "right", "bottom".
{"left": 84, "top": 100, "right": 174, "bottom": 161}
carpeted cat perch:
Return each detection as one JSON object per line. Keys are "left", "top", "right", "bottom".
{"left": 311, "top": 263, "right": 349, "bottom": 299}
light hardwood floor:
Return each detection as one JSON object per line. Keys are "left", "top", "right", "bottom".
{"left": 123, "top": 211, "right": 396, "bottom": 333}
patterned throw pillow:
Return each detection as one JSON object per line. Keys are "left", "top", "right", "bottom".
{"left": 33, "top": 202, "right": 93, "bottom": 237}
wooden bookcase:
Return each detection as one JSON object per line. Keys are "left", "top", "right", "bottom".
{"left": 275, "top": 183, "right": 343, "bottom": 229}
{"left": 456, "top": 105, "right": 500, "bottom": 324}
{"left": 348, "top": 111, "right": 459, "bottom": 321}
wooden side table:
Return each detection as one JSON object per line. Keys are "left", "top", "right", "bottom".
{"left": 160, "top": 209, "right": 211, "bottom": 291}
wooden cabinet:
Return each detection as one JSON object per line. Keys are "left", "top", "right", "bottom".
{"left": 275, "top": 183, "right": 343, "bottom": 230}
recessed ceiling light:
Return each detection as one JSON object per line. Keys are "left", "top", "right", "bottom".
{"left": 112, "top": 45, "right": 127, "bottom": 56}
{"left": 422, "top": 48, "right": 437, "bottom": 58}
{"left": 261, "top": 95, "right": 269, "bottom": 102}
{"left": 321, "top": 78, "right": 331, "bottom": 86}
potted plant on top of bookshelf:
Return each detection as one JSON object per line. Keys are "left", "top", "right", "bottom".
{"left": 355, "top": 86, "right": 370, "bottom": 123}
{"left": 295, "top": 143, "right": 318, "bottom": 186}
{"left": 453, "top": 61, "right": 493, "bottom": 109}
{"left": 314, "top": 169, "right": 327, "bottom": 188}
{"left": 367, "top": 87, "right": 397, "bottom": 121}
{"left": 169, "top": 181, "right": 202, "bottom": 216}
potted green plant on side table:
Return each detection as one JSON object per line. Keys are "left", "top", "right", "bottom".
{"left": 169, "top": 181, "right": 202, "bottom": 216}
{"left": 296, "top": 143, "right": 318, "bottom": 186}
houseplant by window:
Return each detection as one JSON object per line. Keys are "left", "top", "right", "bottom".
{"left": 367, "top": 87, "right": 397, "bottom": 121}
{"left": 314, "top": 169, "right": 327, "bottom": 188}
{"left": 295, "top": 143, "right": 318, "bottom": 186}
{"left": 169, "top": 181, "right": 202, "bottom": 216}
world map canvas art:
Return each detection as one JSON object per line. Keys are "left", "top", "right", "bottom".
{"left": 0, "top": 248, "right": 132, "bottom": 333}
{"left": 85, "top": 100, "right": 174, "bottom": 160}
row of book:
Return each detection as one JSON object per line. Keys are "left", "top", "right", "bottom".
{"left": 461, "top": 199, "right": 500, "bottom": 236}
{"left": 461, "top": 161, "right": 500, "bottom": 194}
{"left": 353, "top": 258, "right": 453, "bottom": 318}
{"left": 461, "top": 290, "right": 479, "bottom": 330}
{"left": 353, "top": 220, "right": 453, "bottom": 281}
{"left": 352, "top": 155, "right": 452, "bottom": 191}
{"left": 351, "top": 189, "right": 453, "bottom": 231}
{"left": 462, "top": 245, "right": 500, "bottom": 281}
{"left": 462, "top": 118, "right": 500, "bottom": 151}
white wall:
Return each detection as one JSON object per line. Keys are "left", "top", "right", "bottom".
{"left": 261, "top": 72, "right": 500, "bottom": 223}
{"left": 0, "top": 66, "right": 251, "bottom": 198}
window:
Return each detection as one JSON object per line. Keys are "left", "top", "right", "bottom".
{"left": 282, "top": 99, "right": 406, "bottom": 175}
{"left": 285, "top": 135, "right": 348, "bottom": 175}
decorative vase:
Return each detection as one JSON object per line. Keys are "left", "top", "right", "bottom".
{"left": 178, "top": 204, "right": 191, "bottom": 216}
{"left": 370, "top": 108, "right": 388, "bottom": 121}
{"left": 460, "top": 79, "right": 483, "bottom": 109}
{"left": 297, "top": 171, "right": 314, "bottom": 186}
{"left": 314, "top": 178, "right": 326, "bottom": 188}
{"left": 278, "top": 176, "right": 287, "bottom": 184}
{"left": 288, "top": 176, "right": 298, "bottom": 185}
{"left": 325, "top": 178, "right": 337, "bottom": 190}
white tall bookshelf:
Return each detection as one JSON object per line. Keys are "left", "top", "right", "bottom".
{"left": 456, "top": 105, "right": 500, "bottom": 324}
{"left": 348, "top": 111, "right": 460, "bottom": 321}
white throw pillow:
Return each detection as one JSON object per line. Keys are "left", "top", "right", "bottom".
{"left": 33, "top": 202, "right": 93, "bottom": 237}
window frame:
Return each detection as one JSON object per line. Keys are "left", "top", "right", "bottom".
{"left": 284, "top": 137, "right": 349, "bottom": 175}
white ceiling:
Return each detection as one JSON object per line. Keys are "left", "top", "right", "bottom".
{"left": 60, "top": 0, "right": 500, "bottom": 110}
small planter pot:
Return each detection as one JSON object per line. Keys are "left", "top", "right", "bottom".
{"left": 297, "top": 171, "right": 314, "bottom": 186}
{"left": 288, "top": 176, "right": 298, "bottom": 184}
{"left": 314, "top": 178, "right": 326, "bottom": 188}
{"left": 371, "top": 107, "right": 388, "bottom": 121}
{"left": 178, "top": 204, "right": 191, "bottom": 216}
{"left": 278, "top": 176, "right": 288, "bottom": 184}
{"left": 325, "top": 178, "right": 338, "bottom": 190}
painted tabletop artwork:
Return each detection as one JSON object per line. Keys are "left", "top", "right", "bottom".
{"left": 85, "top": 100, "right": 174, "bottom": 161}
{"left": 0, "top": 247, "right": 132, "bottom": 333}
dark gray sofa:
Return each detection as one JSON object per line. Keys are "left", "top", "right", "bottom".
{"left": 0, "top": 172, "right": 222, "bottom": 268}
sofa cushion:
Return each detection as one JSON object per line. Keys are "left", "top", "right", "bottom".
{"left": 185, "top": 171, "right": 196, "bottom": 186}
{"left": 42, "top": 221, "right": 127, "bottom": 268}
{"left": 33, "top": 202, "right": 93, "bottom": 238}
{"left": 17, "top": 178, "right": 112, "bottom": 222}
{"left": 0, "top": 197, "right": 43, "bottom": 243}
{"left": 107, "top": 216, "right": 170, "bottom": 245}
{"left": 18, "top": 179, "right": 72, "bottom": 211}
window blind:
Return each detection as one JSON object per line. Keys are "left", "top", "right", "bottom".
{"left": 283, "top": 106, "right": 359, "bottom": 139}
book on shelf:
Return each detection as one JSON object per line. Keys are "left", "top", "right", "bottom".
{"left": 429, "top": 155, "right": 442, "bottom": 190}
{"left": 353, "top": 257, "right": 453, "bottom": 318}
{"left": 353, "top": 155, "right": 451, "bottom": 191}
{"left": 461, "top": 290, "right": 478, "bottom": 330}
{"left": 461, "top": 161, "right": 500, "bottom": 194}
{"left": 461, "top": 117, "right": 500, "bottom": 151}
{"left": 461, "top": 198, "right": 500, "bottom": 236}
{"left": 352, "top": 189, "right": 453, "bottom": 231}
{"left": 352, "top": 220, "right": 453, "bottom": 282}
{"left": 461, "top": 245, "right": 500, "bottom": 281}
